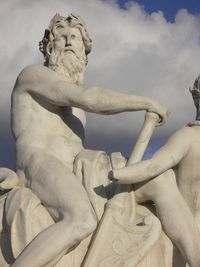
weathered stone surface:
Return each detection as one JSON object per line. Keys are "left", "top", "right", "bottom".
{"left": 0, "top": 12, "right": 199, "bottom": 267}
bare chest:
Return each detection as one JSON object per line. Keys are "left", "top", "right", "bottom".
{"left": 14, "top": 98, "right": 85, "bottom": 166}
{"left": 177, "top": 146, "right": 200, "bottom": 213}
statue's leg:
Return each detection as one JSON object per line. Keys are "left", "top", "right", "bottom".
{"left": 135, "top": 169, "right": 200, "bottom": 267}
{"left": 11, "top": 153, "right": 97, "bottom": 267}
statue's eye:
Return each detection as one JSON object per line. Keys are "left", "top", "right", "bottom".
{"left": 56, "top": 24, "right": 64, "bottom": 29}
{"left": 71, "top": 35, "right": 76, "bottom": 40}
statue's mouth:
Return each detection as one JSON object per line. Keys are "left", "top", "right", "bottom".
{"left": 64, "top": 48, "right": 76, "bottom": 55}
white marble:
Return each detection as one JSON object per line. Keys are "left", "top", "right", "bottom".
{"left": 1, "top": 12, "right": 199, "bottom": 267}
{"left": 110, "top": 75, "right": 200, "bottom": 267}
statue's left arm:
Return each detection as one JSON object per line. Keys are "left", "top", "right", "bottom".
{"left": 110, "top": 127, "right": 192, "bottom": 183}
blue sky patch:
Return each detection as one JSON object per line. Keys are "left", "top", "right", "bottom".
{"left": 117, "top": 0, "right": 200, "bottom": 22}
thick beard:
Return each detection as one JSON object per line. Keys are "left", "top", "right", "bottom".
{"left": 47, "top": 49, "right": 86, "bottom": 85}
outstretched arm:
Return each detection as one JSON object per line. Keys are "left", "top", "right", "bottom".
{"left": 15, "top": 65, "right": 168, "bottom": 124}
{"left": 109, "top": 127, "right": 192, "bottom": 183}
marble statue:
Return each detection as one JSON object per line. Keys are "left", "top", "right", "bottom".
{"left": 110, "top": 75, "right": 200, "bottom": 267}
{"left": 0, "top": 12, "right": 198, "bottom": 267}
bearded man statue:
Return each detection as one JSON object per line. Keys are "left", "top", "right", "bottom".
{"left": 0, "top": 13, "right": 168, "bottom": 267}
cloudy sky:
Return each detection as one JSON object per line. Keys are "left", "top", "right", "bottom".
{"left": 0, "top": 0, "right": 200, "bottom": 169}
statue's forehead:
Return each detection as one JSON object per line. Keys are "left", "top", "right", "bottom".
{"left": 68, "top": 27, "right": 81, "bottom": 35}
{"left": 53, "top": 24, "right": 81, "bottom": 37}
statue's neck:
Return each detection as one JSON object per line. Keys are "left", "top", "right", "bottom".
{"left": 47, "top": 64, "right": 85, "bottom": 86}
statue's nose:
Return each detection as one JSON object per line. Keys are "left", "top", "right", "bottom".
{"left": 65, "top": 35, "right": 72, "bottom": 47}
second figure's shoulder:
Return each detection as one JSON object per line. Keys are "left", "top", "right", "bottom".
{"left": 167, "top": 126, "right": 194, "bottom": 146}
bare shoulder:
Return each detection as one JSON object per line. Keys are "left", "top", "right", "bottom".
{"left": 13, "top": 64, "right": 61, "bottom": 95}
{"left": 154, "top": 126, "right": 193, "bottom": 163}
{"left": 167, "top": 126, "right": 193, "bottom": 147}
{"left": 17, "top": 64, "right": 56, "bottom": 83}
{"left": 187, "top": 123, "right": 200, "bottom": 138}
{"left": 174, "top": 126, "right": 193, "bottom": 136}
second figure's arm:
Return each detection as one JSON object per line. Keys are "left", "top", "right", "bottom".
{"left": 109, "top": 127, "right": 192, "bottom": 184}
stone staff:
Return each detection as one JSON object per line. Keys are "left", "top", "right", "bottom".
{"left": 82, "top": 112, "right": 160, "bottom": 267}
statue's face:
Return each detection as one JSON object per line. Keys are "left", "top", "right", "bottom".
{"left": 53, "top": 25, "right": 85, "bottom": 62}
{"left": 192, "top": 91, "right": 200, "bottom": 109}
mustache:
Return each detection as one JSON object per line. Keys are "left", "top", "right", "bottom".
{"left": 49, "top": 47, "right": 86, "bottom": 67}
{"left": 63, "top": 47, "right": 76, "bottom": 55}
{"left": 61, "top": 47, "right": 80, "bottom": 61}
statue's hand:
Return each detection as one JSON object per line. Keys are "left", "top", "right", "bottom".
{"left": 108, "top": 168, "right": 147, "bottom": 185}
{"left": 148, "top": 101, "right": 169, "bottom": 126}
{"left": 0, "top": 168, "right": 19, "bottom": 190}
{"left": 108, "top": 169, "right": 129, "bottom": 184}
{"left": 108, "top": 170, "right": 119, "bottom": 182}
{"left": 108, "top": 169, "right": 134, "bottom": 184}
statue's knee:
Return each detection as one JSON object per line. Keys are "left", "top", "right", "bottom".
{"left": 81, "top": 207, "right": 97, "bottom": 234}
{"left": 153, "top": 169, "right": 176, "bottom": 189}
{"left": 144, "top": 169, "right": 177, "bottom": 202}
{"left": 162, "top": 169, "right": 176, "bottom": 183}
{"left": 66, "top": 208, "right": 97, "bottom": 240}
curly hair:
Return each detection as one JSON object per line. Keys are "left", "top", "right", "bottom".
{"left": 39, "top": 13, "right": 92, "bottom": 66}
{"left": 190, "top": 75, "right": 200, "bottom": 120}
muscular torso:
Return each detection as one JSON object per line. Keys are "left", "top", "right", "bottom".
{"left": 135, "top": 125, "right": 200, "bottom": 218}
{"left": 176, "top": 126, "right": 200, "bottom": 215}
{"left": 11, "top": 65, "right": 85, "bottom": 182}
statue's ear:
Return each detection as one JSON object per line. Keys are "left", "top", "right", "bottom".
{"left": 39, "top": 29, "right": 51, "bottom": 56}
{"left": 44, "top": 29, "right": 50, "bottom": 40}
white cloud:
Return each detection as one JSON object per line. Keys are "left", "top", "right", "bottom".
{"left": 0, "top": 0, "right": 200, "bottom": 166}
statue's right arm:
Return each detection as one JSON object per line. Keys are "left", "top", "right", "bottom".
{"left": 110, "top": 127, "right": 192, "bottom": 184}
{"left": 15, "top": 65, "right": 168, "bottom": 123}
